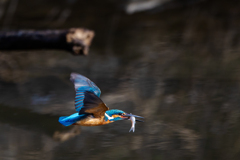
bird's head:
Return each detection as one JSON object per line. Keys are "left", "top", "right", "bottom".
{"left": 104, "top": 109, "right": 144, "bottom": 122}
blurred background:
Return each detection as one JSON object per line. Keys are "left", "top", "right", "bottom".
{"left": 1, "top": 0, "right": 240, "bottom": 159}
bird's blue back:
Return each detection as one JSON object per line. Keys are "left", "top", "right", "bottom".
{"left": 59, "top": 113, "right": 88, "bottom": 126}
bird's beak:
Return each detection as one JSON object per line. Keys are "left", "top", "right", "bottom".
{"left": 122, "top": 113, "right": 144, "bottom": 122}
{"left": 136, "top": 119, "right": 144, "bottom": 122}
{"left": 124, "top": 113, "right": 144, "bottom": 119}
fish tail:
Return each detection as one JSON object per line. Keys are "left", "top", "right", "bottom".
{"left": 129, "top": 127, "right": 135, "bottom": 132}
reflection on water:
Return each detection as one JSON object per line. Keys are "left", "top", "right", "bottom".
{"left": 1, "top": 0, "right": 240, "bottom": 160}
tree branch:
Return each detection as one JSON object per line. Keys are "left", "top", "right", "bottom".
{"left": 0, "top": 28, "right": 95, "bottom": 55}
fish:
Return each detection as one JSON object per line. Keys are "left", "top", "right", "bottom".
{"left": 129, "top": 113, "right": 136, "bottom": 132}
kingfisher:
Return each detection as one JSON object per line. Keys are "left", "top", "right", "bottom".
{"left": 59, "top": 73, "right": 144, "bottom": 129}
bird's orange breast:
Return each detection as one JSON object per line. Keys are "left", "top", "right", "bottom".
{"left": 74, "top": 116, "right": 113, "bottom": 126}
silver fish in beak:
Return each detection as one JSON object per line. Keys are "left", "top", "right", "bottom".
{"left": 129, "top": 114, "right": 136, "bottom": 132}
{"left": 125, "top": 113, "right": 144, "bottom": 132}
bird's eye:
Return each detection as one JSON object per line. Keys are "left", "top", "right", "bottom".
{"left": 118, "top": 113, "right": 122, "bottom": 115}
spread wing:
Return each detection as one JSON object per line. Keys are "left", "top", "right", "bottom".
{"left": 71, "top": 73, "right": 101, "bottom": 97}
{"left": 79, "top": 91, "right": 109, "bottom": 118}
{"left": 70, "top": 73, "right": 104, "bottom": 114}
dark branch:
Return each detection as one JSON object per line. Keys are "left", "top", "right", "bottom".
{"left": 0, "top": 28, "right": 95, "bottom": 55}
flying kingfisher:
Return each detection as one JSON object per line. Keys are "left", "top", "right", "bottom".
{"left": 59, "top": 73, "right": 144, "bottom": 129}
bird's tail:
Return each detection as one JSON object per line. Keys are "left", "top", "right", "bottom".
{"left": 59, "top": 113, "right": 86, "bottom": 126}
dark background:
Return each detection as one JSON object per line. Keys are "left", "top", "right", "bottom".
{"left": 1, "top": 0, "right": 240, "bottom": 159}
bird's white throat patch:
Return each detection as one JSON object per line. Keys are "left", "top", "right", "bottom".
{"left": 105, "top": 113, "right": 114, "bottom": 120}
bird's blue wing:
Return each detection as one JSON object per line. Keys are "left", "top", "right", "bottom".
{"left": 70, "top": 73, "right": 101, "bottom": 112}
{"left": 70, "top": 73, "right": 101, "bottom": 97}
